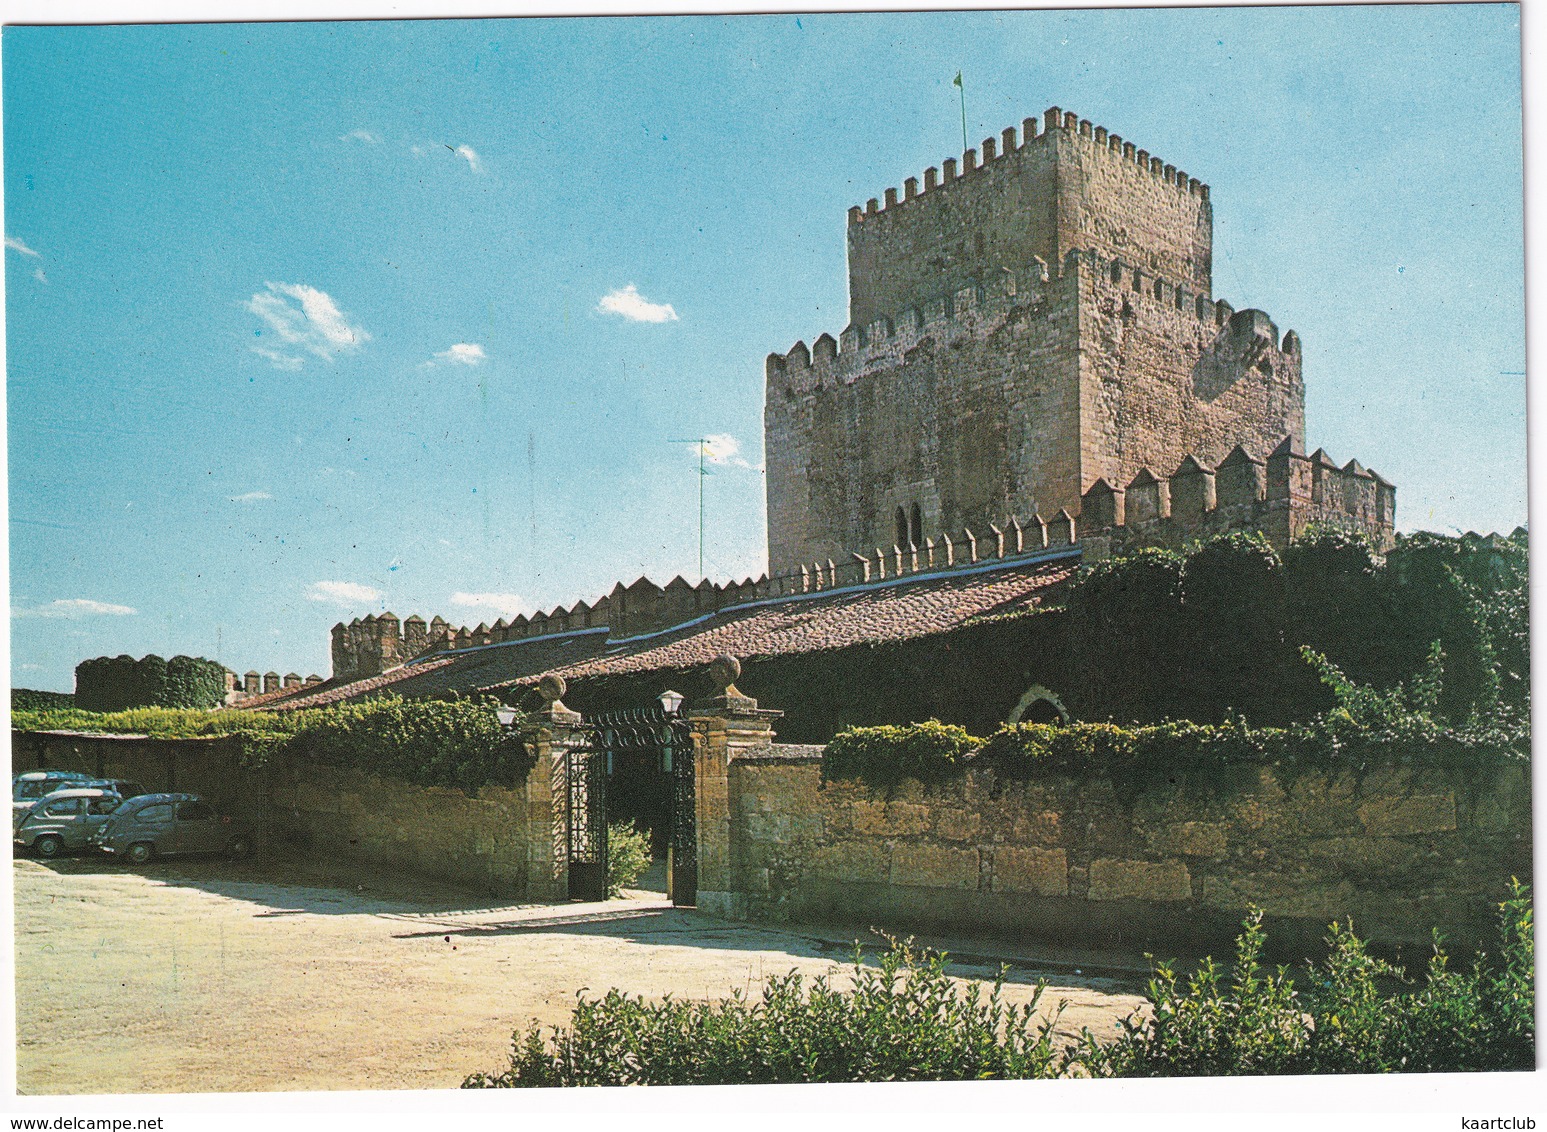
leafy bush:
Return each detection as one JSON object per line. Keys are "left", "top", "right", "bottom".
{"left": 607, "top": 820, "right": 653, "bottom": 897}
{"left": 1063, "top": 529, "right": 1526, "bottom": 727}
{"left": 13, "top": 696, "right": 531, "bottom": 791}
{"left": 463, "top": 937, "right": 1063, "bottom": 1087}
{"left": 282, "top": 695, "right": 530, "bottom": 790}
{"left": 75, "top": 653, "right": 227, "bottom": 711}
{"left": 821, "top": 646, "right": 1529, "bottom": 792}
{"left": 12, "top": 704, "right": 297, "bottom": 743}
{"left": 821, "top": 720, "right": 985, "bottom": 790}
{"left": 1074, "top": 882, "right": 1534, "bottom": 1077}
{"left": 11, "top": 689, "right": 75, "bottom": 712}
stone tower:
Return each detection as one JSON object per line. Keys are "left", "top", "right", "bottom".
{"left": 764, "top": 107, "right": 1307, "bottom": 575}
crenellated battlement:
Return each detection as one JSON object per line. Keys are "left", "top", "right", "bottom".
{"left": 1079, "top": 438, "right": 1396, "bottom": 556}
{"left": 844, "top": 106, "right": 1214, "bottom": 330}
{"left": 849, "top": 107, "right": 1209, "bottom": 234}
{"left": 766, "top": 244, "right": 1298, "bottom": 400}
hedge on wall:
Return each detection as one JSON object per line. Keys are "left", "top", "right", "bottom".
{"left": 1061, "top": 529, "right": 1527, "bottom": 727}
{"left": 11, "top": 689, "right": 75, "bottom": 712}
{"left": 281, "top": 694, "right": 531, "bottom": 791}
{"left": 546, "top": 530, "right": 1523, "bottom": 740}
{"left": 13, "top": 695, "right": 532, "bottom": 792}
{"left": 823, "top": 628, "right": 1529, "bottom": 793}
{"left": 75, "top": 653, "right": 228, "bottom": 711}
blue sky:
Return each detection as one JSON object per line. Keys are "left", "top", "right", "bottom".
{"left": 5, "top": 6, "right": 1525, "bottom": 692}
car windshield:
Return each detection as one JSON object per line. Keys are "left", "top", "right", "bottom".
{"left": 16, "top": 780, "right": 54, "bottom": 800}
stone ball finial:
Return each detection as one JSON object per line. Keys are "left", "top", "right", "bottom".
{"left": 707, "top": 654, "right": 741, "bottom": 695}
{"left": 537, "top": 673, "right": 567, "bottom": 706}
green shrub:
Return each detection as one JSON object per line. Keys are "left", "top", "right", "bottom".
{"left": 606, "top": 821, "right": 653, "bottom": 897}
{"left": 12, "top": 696, "right": 531, "bottom": 790}
{"left": 11, "top": 689, "right": 75, "bottom": 712}
{"left": 74, "top": 653, "right": 227, "bottom": 711}
{"left": 1062, "top": 530, "right": 1525, "bottom": 728}
{"left": 821, "top": 648, "right": 1529, "bottom": 792}
{"left": 282, "top": 695, "right": 530, "bottom": 791}
{"left": 463, "top": 937, "right": 1063, "bottom": 1087}
{"left": 1073, "top": 883, "right": 1535, "bottom": 1077}
{"left": 821, "top": 720, "right": 985, "bottom": 791}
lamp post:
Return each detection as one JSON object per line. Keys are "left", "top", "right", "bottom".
{"left": 659, "top": 689, "right": 684, "bottom": 716}
{"left": 495, "top": 705, "right": 519, "bottom": 729}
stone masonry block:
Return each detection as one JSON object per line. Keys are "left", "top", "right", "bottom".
{"left": 852, "top": 800, "right": 930, "bottom": 837}
{"left": 1200, "top": 872, "right": 1357, "bottom": 921}
{"left": 931, "top": 808, "right": 982, "bottom": 842}
{"left": 890, "top": 843, "right": 979, "bottom": 890}
{"left": 1087, "top": 858, "right": 1191, "bottom": 902}
{"left": 810, "top": 841, "right": 889, "bottom": 884}
{"left": 1149, "top": 821, "right": 1228, "bottom": 858}
{"left": 992, "top": 846, "right": 1068, "bottom": 896}
{"left": 1357, "top": 794, "right": 1456, "bottom": 837}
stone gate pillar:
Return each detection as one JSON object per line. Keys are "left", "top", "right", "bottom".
{"left": 687, "top": 655, "right": 781, "bottom": 919}
{"left": 519, "top": 674, "right": 585, "bottom": 903}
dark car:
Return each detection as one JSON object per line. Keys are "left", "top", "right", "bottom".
{"left": 88, "top": 793, "right": 253, "bottom": 864}
{"left": 14, "top": 788, "right": 124, "bottom": 857}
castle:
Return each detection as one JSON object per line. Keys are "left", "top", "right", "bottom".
{"left": 765, "top": 106, "right": 1391, "bottom": 574}
{"left": 263, "top": 106, "right": 1396, "bottom": 689}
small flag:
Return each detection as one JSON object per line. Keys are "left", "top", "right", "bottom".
{"left": 953, "top": 71, "right": 963, "bottom": 88}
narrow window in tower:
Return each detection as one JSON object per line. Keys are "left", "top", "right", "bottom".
{"left": 909, "top": 504, "right": 923, "bottom": 549}
{"left": 895, "top": 507, "right": 908, "bottom": 549}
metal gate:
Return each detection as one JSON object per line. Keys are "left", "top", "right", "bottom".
{"left": 568, "top": 703, "right": 696, "bottom": 906}
{"left": 565, "top": 740, "right": 608, "bottom": 902}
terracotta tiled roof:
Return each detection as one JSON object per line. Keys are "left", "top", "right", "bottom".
{"left": 250, "top": 657, "right": 460, "bottom": 711}
{"left": 245, "top": 557, "right": 1075, "bottom": 711}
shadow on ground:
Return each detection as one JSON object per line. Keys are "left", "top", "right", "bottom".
{"left": 18, "top": 849, "right": 1151, "bottom": 995}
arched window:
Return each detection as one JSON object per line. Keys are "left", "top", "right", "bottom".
{"left": 909, "top": 504, "right": 923, "bottom": 549}
{"left": 1006, "top": 684, "right": 1071, "bottom": 725}
{"left": 895, "top": 507, "right": 908, "bottom": 549}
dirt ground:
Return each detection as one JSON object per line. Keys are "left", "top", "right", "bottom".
{"left": 14, "top": 851, "right": 1150, "bottom": 1095}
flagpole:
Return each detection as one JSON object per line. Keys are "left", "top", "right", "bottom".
{"left": 954, "top": 71, "right": 968, "bottom": 153}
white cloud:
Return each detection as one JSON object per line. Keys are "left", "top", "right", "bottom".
{"left": 32, "top": 267, "right": 47, "bottom": 285}
{"left": 5, "top": 235, "right": 40, "bottom": 257}
{"left": 15, "top": 598, "right": 137, "bottom": 619}
{"left": 229, "top": 491, "right": 273, "bottom": 503}
{"left": 306, "top": 580, "right": 382, "bottom": 606}
{"left": 251, "top": 345, "right": 303, "bottom": 371}
{"left": 342, "top": 128, "right": 380, "bottom": 144}
{"left": 694, "top": 433, "right": 756, "bottom": 470}
{"left": 453, "top": 144, "right": 483, "bottom": 172}
{"left": 430, "top": 342, "right": 486, "bottom": 366}
{"left": 597, "top": 284, "right": 679, "bottom": 324}
{"left": 245, "top": 282, "right": 369, "bottom": 363}
{"left": 450, "top": 591, "right": 529, "bottom": 618}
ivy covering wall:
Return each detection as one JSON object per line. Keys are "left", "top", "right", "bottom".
{"left": 75, "top": 654, "right": 232, "bottom": 712}
{"left": 553, "top": 531, "right": 1525, "bottom": 740}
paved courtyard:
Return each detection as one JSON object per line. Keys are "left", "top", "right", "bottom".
{"left": 14, "top": 852, "right": 1149, "bottom": 1095}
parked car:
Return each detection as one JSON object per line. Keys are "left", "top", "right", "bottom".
{"left": 88, "top": 793, "right": 253, "bottom": 864}
{"left": 12, "top": 770, "right": 98, "bottom": 823}
{"left": 80, "top": 778, "right": 146, "bottom": 800}
{"left": 14, "top": 788, "right": 125, "bottom": 858}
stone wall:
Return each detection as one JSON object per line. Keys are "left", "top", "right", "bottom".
{"left": 727, "top": 749, "right": 1531, "bottom": 957}
{"left": 14, "top": 728, "right": 557, "bottom": 902}
{"left": 266, "top": 752, "right": 555, "bottom": 898}
{"left": 12, "top": 730, "right": 261, "bottom": 816}
{"left": 765, "top": 263, "right": 1084, "bottom": 575}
